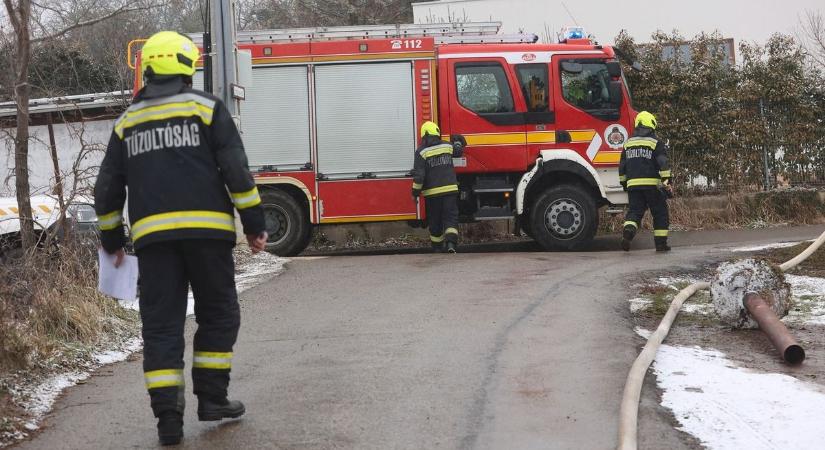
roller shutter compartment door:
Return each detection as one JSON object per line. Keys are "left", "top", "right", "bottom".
{"left": 192, "top": 67, "right": 312, "bottom": 169}
{"left": 242, "top": 66, "right": 311, "bottom": 168}
{"left": 314, "top": 62, "right": 416, "bottom": 176}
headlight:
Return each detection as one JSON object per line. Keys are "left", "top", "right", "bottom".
{"left": 68, "top": 203, "right": 97, "bottom": 224}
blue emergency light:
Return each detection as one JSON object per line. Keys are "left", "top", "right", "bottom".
{"left": 561, "top": 26, "right": 586, "bottom": 42}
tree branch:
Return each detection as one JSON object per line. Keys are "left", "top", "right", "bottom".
{"left": 3, "top": 0, "right": 23, "bottom": 34}
{"left": 32, "top": 2, "right": 161, "bottom": 43}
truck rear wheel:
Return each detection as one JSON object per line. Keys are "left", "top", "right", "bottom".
{"left": 529, "top": 184, "right": 598, "bottom": 251}
{"left": 261, "top": 189, "right": 311, "bottom": 256}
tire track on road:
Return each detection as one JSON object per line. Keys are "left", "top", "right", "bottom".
{"left": 460, "top": 260, "right": 605, "bottom": 450}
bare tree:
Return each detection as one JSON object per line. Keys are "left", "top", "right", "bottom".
{"left": 3, "top": 0, "right": 36, "bottom": 250}
{"left": 800, "top": 9, "right": 825, "bottom": 71}
{"left": 236, "top": 0, "right": 414, "bottom": 30}
{"left": 1, "top": 0, "right": 161, "bottom": 251}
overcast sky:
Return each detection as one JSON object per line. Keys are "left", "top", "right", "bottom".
{"left": 413, "top": 0, "right": 823, "bottom": 46}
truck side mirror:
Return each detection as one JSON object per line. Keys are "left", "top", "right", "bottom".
{"left": 608, "top": 80, "right": 623, "bottom": 107}
{"left": 606, "top": 60, "right": 621, "bottom": 78}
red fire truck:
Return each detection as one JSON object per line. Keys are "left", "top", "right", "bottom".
{"left": 132, "top": 23, "right": 635, "bottom": 255}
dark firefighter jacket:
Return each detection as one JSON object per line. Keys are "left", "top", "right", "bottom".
{"left": 618, "top": 126, "right": 671, "bottom": 190}
{"left": 412, "top": 135, "right": 463, "bottom": 198}
{"left": 94, "top": 76, "right": 266, "bottom": 252}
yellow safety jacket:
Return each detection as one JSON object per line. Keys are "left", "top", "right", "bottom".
{"left": 95, "top": 77, "right": 265, "bottom": 251}
{"left": 412, "top": 135, "right": 461, "bottom": 198}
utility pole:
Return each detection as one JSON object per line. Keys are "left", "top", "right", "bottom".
{"left": 210, "top": 0, "right": 240, "bottom": 117}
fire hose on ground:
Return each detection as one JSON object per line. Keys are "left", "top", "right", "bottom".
{"left": 617, "top": 229, "right": 825, "bottom": 450}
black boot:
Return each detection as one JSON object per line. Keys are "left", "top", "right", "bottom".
{"left": 198, "top": 397, "right": 246, "bottom": 421}
{"left": 621, "top": 225, "right": 637, "bottom": 252}
{"left": 445, "top": 241, "right": 457, "bottom": 253}
{"left": 655, "top": 237, "right": 671, "bottom": 252}
{"left": 157, "top": 411, "right": 183, "bottom": 446}
{"left": 431, "top": 242, "right": 444, "bottom": 253}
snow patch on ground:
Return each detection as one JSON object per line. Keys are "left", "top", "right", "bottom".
{"left": 631, "top": 274, "right": 825, "bottom": 325}
{"left": 729, "top": 241, "right": 803, "bottom": 252}
{"left": 235, "top": 252, "right": 288, "bottom": 294}
{"left": 120, "top": 251, "right": 287, "bottom": 316}
{"left": 657, "top": 276, "right": 704, "bottom": 287}
{"left": 784, "top": 274, "right": 825, "bottom": 325}
{"left": 24, "top": 373, "right": 88, "bottom": 419}
{"left": 629, "top": 297, "right": 652, "bottom": 313}
{"left": 92, "top": 337, "right": 143, "bottom": 365}
{"left": 643, "top": 335, "right": 825, "bottom": 450}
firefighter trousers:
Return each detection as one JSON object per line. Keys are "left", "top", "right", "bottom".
{"left": 425, "top": 194, "right": 459, "bottom": 248}
{"left": 624, "top": 188, "right": 669, "bottom": 241}
{"left": 136, "top": 239, "right": 240, "bottom": 417}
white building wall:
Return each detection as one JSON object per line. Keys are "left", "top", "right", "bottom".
{"left": 0, "top": 120, "right": 111, "bottom": 197}
{"left": 412, "top": 0, "right": 560, "bottom": 42}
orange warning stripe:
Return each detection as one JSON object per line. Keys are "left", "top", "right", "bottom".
{"left": 0, "top": 204, "right": 54, "bottom": 216}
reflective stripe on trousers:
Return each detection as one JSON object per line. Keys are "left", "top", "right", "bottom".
{"left": 144, "top": 369, "right": 184, "bottom": 390}
{"left": 193, "top": 351, "right": 233, "bottom": 370}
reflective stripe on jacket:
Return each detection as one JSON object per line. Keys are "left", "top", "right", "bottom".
{"left": 412, "top": 136, "right": 460, "bottom": 198}
{"left": 94, "top": 77, "right": 265, "bottom": 251}
{"left": 618, "top": 127, "right": 671, "bottom": 190}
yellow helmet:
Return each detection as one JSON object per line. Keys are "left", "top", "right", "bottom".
{"left": 141, "top": 31, "right": 200, "bottom": 77}
{"left": 634, "top": 111, "right": 657, "bottom": 130}
{"left": 420, "top": 121, "right": 440, "bottom": 138}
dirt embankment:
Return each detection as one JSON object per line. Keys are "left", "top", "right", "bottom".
{"left": 0, "top": 244, "right": 141, "bottom": 445}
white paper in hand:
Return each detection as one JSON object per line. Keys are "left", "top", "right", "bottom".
{"left": 97, "top": 248, "right": 139, "bottom": 303}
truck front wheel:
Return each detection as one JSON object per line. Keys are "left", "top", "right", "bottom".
{"left": 529, "top": 184, "right": 598, "bottom": 250}
{"left": 261, "top": 189, "right": 311, "bottom": 256}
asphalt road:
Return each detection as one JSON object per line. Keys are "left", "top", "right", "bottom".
{"left": 16, "top": 225, "right": 824, "bottom": 450}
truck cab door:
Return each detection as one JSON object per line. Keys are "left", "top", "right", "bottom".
{"left": 551, "top": 56, "right": 629, "bottom": 168}
{"left": 444, "top": 58, "right": 529, "bottom": 172}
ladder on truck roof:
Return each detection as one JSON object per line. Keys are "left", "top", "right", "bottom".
{"left": 188, "top": 22, "right": 538, "bottom": 45}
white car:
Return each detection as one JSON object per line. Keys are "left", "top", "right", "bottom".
{"left": 0, "top": 195, "right": 98, "bottom": 256}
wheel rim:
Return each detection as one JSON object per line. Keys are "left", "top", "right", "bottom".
{"left": 543, "top": 198, "right": 584, "bottom": 240}
{"left": 263, "top": 203, "right": 291, "bottom": 246}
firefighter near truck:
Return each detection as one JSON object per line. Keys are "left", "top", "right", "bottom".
{"left": 131, "top": 23, "right": 635, "bottom": 255}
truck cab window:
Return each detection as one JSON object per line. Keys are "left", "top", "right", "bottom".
{"left": 560, "top": 60, "right": 618, "bottom": 120}
{"left": 516, "top": 64, "right": 550, "bottom": 112}
{"left": 455, "top": 63, "right": 515, "bottom": 114}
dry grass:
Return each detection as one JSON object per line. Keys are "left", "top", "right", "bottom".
{"left": 762, "top": 242, "right": 825, "bottom": 278}
{"left": 0, "top": 242, "right": 139, "bottom": 375}
{"left": 600, "top": 189, "right": 825, "bottom": 233}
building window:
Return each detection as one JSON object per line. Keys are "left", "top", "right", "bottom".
{"left": 455, "top": 63, "right": 515, "bottom": 114}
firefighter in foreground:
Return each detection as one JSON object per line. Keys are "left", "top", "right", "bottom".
{"left": 412, "top": 122, "right": 464, "bottom": 253}
{"left": 94, "top": 31, "right": 268, "bottom": 445}
{"left": 618, "top": 111, "right": 672, "bottom": 252}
